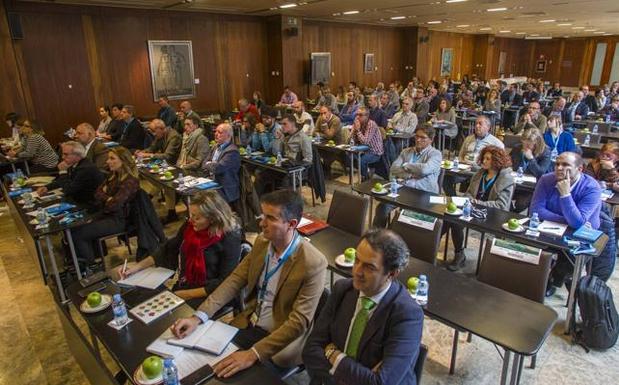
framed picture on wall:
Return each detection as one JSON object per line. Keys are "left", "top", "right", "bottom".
{"left": 364, "top": 53, "right": 375, "bottom": 73}
{"left": 147, "top": 40, "right": 196, "bottom": 101}
{"left": 536, "top": 60, "right": 547, "bottom": 73}
{"left": 440, "top": 48, "right": 453, "bottom": 76}
{"left": 310, "top": 52, "right": 331, "bottom": 85}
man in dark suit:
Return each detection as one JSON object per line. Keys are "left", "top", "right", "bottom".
{"left": 119, "top": 104, "right": 145, "bottom": 151}
{"left": 157, "top": 96, "right": 177, "bottom": 128}
{"left": 303, "top": 229, "right": 424, "bottom": 385}
{"left": 564, "top": 91, "right": 590, "bottom": 125}
{"left": 74, "top": 122, "right": 108, "bottom": 171}
{"left": 522, "top": 83, "right": 540, "bottom": 103}
{"left": 501, "top": 83, "right": 523, "bottom": 106}
{"left": 580, "top": 85, "right": 598, "bottom": 113}
{"left": 36, "top": 141, "right": 104, "bottom": 206}
{"left": 201, "top": 123, "right": 241, "bottom": 204}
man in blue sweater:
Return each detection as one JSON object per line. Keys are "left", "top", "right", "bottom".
{"left": 530, "top": 152, "right": 601, "bottom": 296}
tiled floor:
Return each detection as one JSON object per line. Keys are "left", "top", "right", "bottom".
{"left": 1, "top": 174, "right": 618, "bottom": 385}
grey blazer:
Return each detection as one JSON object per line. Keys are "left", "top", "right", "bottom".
{"left": 465, "top": 167, "right": 514, "bottom": 210}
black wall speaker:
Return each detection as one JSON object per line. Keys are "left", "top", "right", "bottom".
{"left": 8, "top": 13, "right": 23, "bottom": 40}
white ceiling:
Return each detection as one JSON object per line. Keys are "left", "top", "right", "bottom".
{"left": 24, "top": 0, "right": 619, "bottom": 38}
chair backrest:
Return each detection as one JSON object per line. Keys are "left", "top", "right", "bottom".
{"left": 327, "top": 189, "right": 369, "bottom": 236}
{"left": 389, "top": 211, "right": 443, "bottom": 265}
{"left": 477, "top": 239, "right": 554, "bottom": 303}
{"left": 437, "top": 168, "right": 445, "bottom": 194}
{"left": 503, "top": 133, "right": 522, "bottom": 149}
{"left": 573, "top": 131, "right": 602, "bottom": 145}
{"left": 587, "top": 121, "right": 611, "bottom": 134}
{"left": 414, "top": 344, "right": 428, "bottom": 385}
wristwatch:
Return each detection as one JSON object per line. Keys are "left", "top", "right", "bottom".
{"left": 325, "top": 345, "right": 337, "bottom": 360}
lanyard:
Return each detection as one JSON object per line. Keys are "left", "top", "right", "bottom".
{"left": 481, "top": 172, "right": 497, "bottom": 194}
{"left": 409, "top": 148, "right": 424, "bottom": 163}
{"left": 521, "top": 153, "right": 530, "bottom": 170}
{"left": 258, "top": 232, "right": 300, "bottom": 302}
{"left": 550, "top": 132, "right": 561, "bottom": 150}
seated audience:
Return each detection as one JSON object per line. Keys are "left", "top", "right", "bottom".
{"left": 340, "top": 91, "right": 359, "bottom": 125}
{"left": 442, "top": 146, "right": 514, "bottom": 271}
{"left": 279, "top": 86, "right": 298, "bottom": 107}
{"left": 522, "top": 83, "right": 540, "bottom": 103}
{"left": 235, "top": 98, "right": 262, "bottom": 123}
{"left": 115, "top": 190, "right": 242, "bottom": 306}
{"left": 373, "top": 125, "right": 442, "bottom": 227}
{"left": 7, "top": 119, "right": 58, "bottom": 173}
{"left": 530, "top": 152, "right": 601, "bottom": 295}
{"left": 137, "top": 118, "right": 182, "bottom": 165}
{"left": 4, "top": 112, "right": 21, "bottom": 140}
{"left": 380, "top": 92, "right": 398, "bottom": 119}
{"left": 414, "top": 88, "right": 430, "bottom": 123}
{"left": 317, "top": 87, "right": 339, "bottom": 114}
{"left": 176, "top": 101, "right": 204, "bottom": 134}
{"left": 543, "top": 115, "right": 579, "bottom": 160}
{"left": 251, "top": 108, "right": 281, "bottom": 154}
{"left": 427, "top": 87, "right": 440, "bottom": 113}
{"left": 432, "top": 97, "right": 457, "bottom": 139}
{"left": 293, "top": 101, "right": 315, "bottom": 136}
{"left": 594, "top": 88, "right": 607, "bottom": 112}
{"left": 387, "top": 82, "right": 401, "bottom": 107}
{"left": 273, "top": 115, "right": 312, "bottom": 163}
{"left": 252, "top": 91, "right": 265, "bottom": 114}
{"left": 72, "top": 146, "right": 139, "bottom": 265}
{"left": 177, "top": 116, "right": 208, "bottom": 170}
{"left": 388, "top": 97, "right": 418, "bottom": 134}
{"left": 98, "top": 103, "right": 124, "bottom": 141}
{"left": 546, "top": 82, "right": 563, "bottom": 98}
{"left": 303, "top": 229, "right": 423, "bottom": 385}
{"left": 484, "top": 89, "right": 502, "bottom": 116}
{"left": 202, "top": 123, "right": 241, "bottom": 204}
{"left": 599, "top": 95, "right": 619, "bottom": 121}
{"left": 510, "top": 128, "right": 552, "bottom": 212}
{"left": 118, "top": 105, "right": 145, "bottom": 151}
{"left": 157, "top": 96, "right": 177, "bottom": 128}
{"left": 170, "top": 190, "right": 327, "bottom": 375}
{"left": 315, "top": 106, "right": 342, "bottom": 142}
{"left": 37, "top": 141, "right": 104, "bottom": 206}
{"left": 563, "top": 91, "right": 589, "bottom": 125}
{"left": 367, "top": 95, "right": 388, "bottom": 130}
{"left": 585, "top": 142, "right": 619, "bottom": 190}
{"left": 500, "top": 83, "right": 523, "bottom": 106}
{"left": 97, "top": 106, "right": 112, "bottom": 135}
{"left": 443, "top": 115, "right": 503, "bottom": 196}
{"left": 351, "top": 107, "right": 384, "bottom": 180}
{"left": 513, "top": 101, "right": 547, "bottom": 134}
{"left": 240, "top": 112, "right": 259, "bottom": 147}
{"left": 580, "top": 85, "right": 598, "bottom": 113}
{"left": 74, "top": 122, "right": 108, "bottom": 170}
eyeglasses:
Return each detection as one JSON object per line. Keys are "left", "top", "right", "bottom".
{"left": 414, "top": 135, "right": 430, "bottom": 141}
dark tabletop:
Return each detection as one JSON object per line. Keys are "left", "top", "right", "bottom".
{"left": 309, "top": 226, "right": 558, "bottom": 356}
{"left": 354, "top": 180, "right": 608, "bottom": 256}
{"left": 65, "top": 282, "right": 286, "bottom": 385}
{"left": 312, "top": 141, "right": 368, "bottom": 155}
{"left": 240, "top": 156, "right": 307, "bottom": 174}
{"left": 138, "top": 165, "right": 218, "bottom": 196}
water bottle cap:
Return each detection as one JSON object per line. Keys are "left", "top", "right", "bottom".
{"left": 164, "top": 358, "right": 174, "bottom": 367}
{"left": 113, "top": 294, "right": 122, "bottom": 302}
{"left": 419, "top": 274, "right": 427, "bottom": 280}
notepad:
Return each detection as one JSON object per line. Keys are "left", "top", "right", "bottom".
{"left": 537, "top": 221, "right": 567, "bottom": 237}
{"left": 429, "top": 196, "right": 447, "bottom": 204}
{"left": 167, "top": 320, "right": 239, "bottom": 356}
{"left": 118, "top": 267, "right": 175, "bottom": 289}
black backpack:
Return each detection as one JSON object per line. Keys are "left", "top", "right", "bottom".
{"left": 573, "top": 275, "right": 619, "bottom": 351}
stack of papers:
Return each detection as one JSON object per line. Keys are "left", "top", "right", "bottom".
{"left": 118, "top": 267, "right": 175, "bottom": 289}
{"left": 537, "top": 221, "right": 568, "bottom": 237}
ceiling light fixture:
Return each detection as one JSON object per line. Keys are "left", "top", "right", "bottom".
{"left": 572, "top": 26, "right": 585, "bottom": 29}
{"left": 391, "top": 16, "right": 406, "bottom": 20}
{"left": 539, "top": 19, "right": 556, "bottom": 23}
{"left": 427, "top": 20, "right": 442, "bottom": 24}
{"left": 480, "top": 27, "right": 492, "bottom": 31}
{"left": 584, "top": 29, "right": 597, "bottom": 32}
{"left": 487, "top": 7, "right": 507, "bottom": 12}
{"left": 515, "top": 32, "right": 526, "bottom": 35}
{"left": 525, "top": 36, "right": 552, "bottom": 40}
{"left": 343, "top": 10, "right": 359, "bottom": 15}
{"left": 279, "top": 3, "right": 297, "bottom": 9}
{"left": 456, "top": 24, "right": 470, "bottom": 27}
{"left": 557, "top": 23, "right": 572, "bottom": 26}
{"left": 499, "top": 30, "right": 511, "bottom": 33}
{"left": 446, "top": 0, "right": 468, "bottom": 3}
{"left": 594, "top": 31, "right": 606, "bottom": 34}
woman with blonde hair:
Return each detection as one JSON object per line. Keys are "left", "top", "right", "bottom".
{"left": 115, "top": 190, "right": 242, "bottom": 304}
{"left": 510, "top": 128, "right": 552, "bottom": 212}
{"left": 72, "top": 146, "right": 140, "bottom": 267}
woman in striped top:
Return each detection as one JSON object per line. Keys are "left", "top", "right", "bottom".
{"left": 7, "top": 119, "right": 58, "bottom": 173}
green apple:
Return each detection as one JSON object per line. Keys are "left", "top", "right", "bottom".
{"left": 269, "top": 156, "right": 277, "bottom": 164}
{"left": 327, "top": 140, "right": 335, "bottom": 145}
{"left": 407, "top": 276, "right": 419, "bottom": 292}
{"left": 151, "top": 165, "right": 160, "bottom": 172}
{"left": 16, "top": 177, "right": 25, "bottom": 186}
{"left": 209, "top": 140, "right": 216, "bottom": 146}
{"left": 387, "top": 129, "right": 394, "bottom": 135}
{"left": 447, "top": 202, "right": 457, "bottom": 213}
{"left": 507, "top": 218, "right": 520, "bottom": 230}
{"left": 142, "top": 356, "right": 163, "bottom": 379}
{"left": 239, "top": 147, "right": 247, "bottom": 155}
{"left": 344, "top": 247, "right": 356, "bottom": 263}
{"left": 163, "top": 171, "right": 173, "bottom": 178}
{"left": 86, "top": 292, "right": 102, "bottom": 308}
{"left": 373, "top": 182, "right": 383, "bottom": 191}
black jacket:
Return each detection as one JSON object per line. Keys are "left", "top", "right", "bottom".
{"left": 128, "top": 189, "right": 166, "bottom": 259}
{"left": 120, "top": 118, "right": 146, "bottom": 150}
{"left": 153, "top": 221, "right": 241, "bottom": 293}
{"left": 46, "top": 158, "right": 104, "bottom": 206}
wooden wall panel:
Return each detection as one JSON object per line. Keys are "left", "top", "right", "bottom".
{"left": 560, "top": 39, "right": 588, "bottom": 86}
{"left": 416, "top": 30, "right": 475, "bottom": 83}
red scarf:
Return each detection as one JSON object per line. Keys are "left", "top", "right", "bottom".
{"left": 181, "top": 222, "right": 223, "bottom": 287}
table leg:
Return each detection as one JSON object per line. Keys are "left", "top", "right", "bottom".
{"left": 500, "top": 350, "right": 512, "bottom": 385}
{"left": 64, "top": 229, "right": 83, "bottom": 280}
{"left": 357, "top": 153, "right": 362, "bottom": 184}
{"left": 10, "top": 163, "right": 16, "bottom": 173}
{"left": 476, "top": 232, "right": 485, "bottom": 274}
{"left": 89, "top": 326, "right": 102, "bottom": 361}
{"left": 509, "top": 353, "right": 521, "bottom": 385}
{"left": 449, "top": 329, "right": 459, "bottom": 375}
{"left": 368, "top": 197, "right": 374, "bottom": 229}
{"left": 45, "top": 235, "right": 67, "bottom": 303}
{"left": 23, "top": 160, "right": 30, "bottom": 176}
{"left": 35, "top": 238, "right": 49, "bottom": 285}
{"left": 565, "top": 253, "right": 584, "bottom": 334}
{"left": 348, "top": 152, "right": 354, "bottom": 186}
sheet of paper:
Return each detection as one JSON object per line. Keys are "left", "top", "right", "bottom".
{"left": 429, "top": 196, "right": 447, "bottom": 204}
{"left": 450, "top": 196, "right": 468, "bottom": 207}
{"left": 537, "top": 220, "right": 568, "bottom": 237}
{"left": 398, "top": 210, "right": 436, "bottom": 230}
{"left": 521, "top": 175, "right": 537, "bottom": 183}
{"left": 146, "top": 329, "right": 185, "bottom": 358}
{"left": 297, "top": 217, "right": 313, "bottom": 228}
{"left": 175, "top": 343, "right": 238, "bottom": 380}
{"left": 118, "top": 267, "right": 174, "bottom": 289}
{"left": 168, "top": 321, "right": 210, "bottom": 348}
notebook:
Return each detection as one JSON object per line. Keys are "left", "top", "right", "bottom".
{"left": 167, "top": 320, "right": 238, "bottom": 356}
{"left": 573, "top": 225, "right": 603, "bottom": 242}
{"left": 296, "top": 215, "right": 329, "bottom": 236}
{"left": 118, "top": 267, "right": 175, "bottom": 289}
{"left": 146, "top": 329, "right": 185, "bottom": 358}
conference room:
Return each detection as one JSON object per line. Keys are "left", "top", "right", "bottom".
{"left": 1, "top": 1, "right": 619, "bottom": 385}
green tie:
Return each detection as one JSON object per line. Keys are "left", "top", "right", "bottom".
{"left": 345, "top": 297, "right": 376, "bottom": 359}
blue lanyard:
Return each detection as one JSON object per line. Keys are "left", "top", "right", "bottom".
{"left": 410, "top": 149, "right": 424, "bottom": 163}
{"left": 481, "top": 172, "right": 497, "bottom": 194}
{"left": 258, "top": 233, "right": 300, "bottom": 301}
{"left": 521, "top": 153, "right": 530, "bottom": 170}
{"left": 552, "top": 133, "right": 561, "bottom": 150}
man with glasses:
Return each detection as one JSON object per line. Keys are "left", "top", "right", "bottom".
{"left": 580, "top": 85, "right": 598, "bottom": 113}
{"left": 350, "top": 107, "right": 383, "bottom": 180}
{"left": 413, "top": 88, "right": 430, "bottom": 123}
{"left": 530, "top": 152, "right": 602, "bottom": 296}
{"left": 564, "top": 91, "right": 589, "bottom": 125}
{"left": 373, "top": 125, "right": 442, "bottom": 227}
{"left": 137, "top": 119, "right": 182, "bottom": 164}
{"left": 513, "top": 101, "right": 547, "bottom": 134}
{"left": 600, "top": 96, "right": 619, "bottom": 122}
{"left": 388, "top": 97, "right": 418, "bottom": 134}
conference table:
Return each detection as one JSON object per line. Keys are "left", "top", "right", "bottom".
{"left": 352, "top": 180, "right": 607, "bottom": 335}
{"left": 0, "top": 153, "right": 31, "bottom": 174}
{"left": 240, "top": 155, "right": 308, "bottom": 191}
{"left": 309, "top": 226, "right": 558, "bottom": 385}
{"left": 58, "top": 280, "right": 287, "bottom": 385}
{"left": 312, "top": 140, "right": 368, "bottom": 185}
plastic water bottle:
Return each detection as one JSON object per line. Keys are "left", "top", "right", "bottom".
{"left": 162, "top": 358, "right": 179, "bottom": 385}
{"left": 390, "top": 177, "right": 398, "bottom": 195}
{"left": 516, "top": 166, "right": 524, "bottom": 183}
{"left": 36, "top": 208, "right": 48, "bottom": 227}
{"left": 16, "top": 169, "right": 24, "bottom": 180}
{"left": 550, "top": 148, "right": 558, "bottom": 162}
{"left": 529, "top": 212, "right": 540, "bottom": 231}
{"left": 462, "top": 199, "right": 472, "bottom": 219}
{"left": 606, "top": 114, "right": 611, "bottom": 123}
{"left": 584, "top": 134, "right": 591, "bottom": 146}
{"left": 246, "top": 144, "right": 252, "bottom": 155}
{"left": 111, "top": 294, "right": 129, "bottom": 327}
{"left": 592, "top": 124, "right": 599, "bottom": 134}
{"left": 161, "top": 159, "right": 169, "bottom": 169}
{"left": 276, "top": 152, "right": 283, "bottom": 166}
{"left": 415, "top": 275, "right": 428, "bottom": 306}
{"left": 453, "top": 156, "right": 459, "bottom": 169}
{"left": 349, "top": 133, "right": 355, "bottom": 147}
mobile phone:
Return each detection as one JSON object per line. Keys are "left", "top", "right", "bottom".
{"left": 78, "top": 281, "right": 107, "bottom": 298}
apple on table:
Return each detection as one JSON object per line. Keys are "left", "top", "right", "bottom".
{"left": 446, "top": 202, "right": 457, "bottom": 213}
{"left": 344, "top": 247, "right": 356, "bottom": 263}
{"left": 86, "top": 292, "right": 102, "bottom": 308}
{"left": 142, "top": 356, "right": 163, "bottom": 379}
{"left": 373, "top": 182, "right": 383, "bottom": 191}
{"left": 163, "top": 171, "right": 173, "bottom": 179}
{"left": 407, "top": 276, "right": 419, "bottom": 293}
{"left": 507, "top": 218, "right": 520, "bottom": 230}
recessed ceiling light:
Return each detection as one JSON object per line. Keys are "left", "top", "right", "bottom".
{"left": 594, "top": 31, "right": 606, "bottom": 34}
{"left": 557, "top": 23, "right": 572, "bottom": 26}
{"left": 480, "top": 27, "right": 492, "bottom": 31}
{"left": 487, "top": 7, "right": 507, "bottom": 12}
{"left": 342, "top": 10, "right": 359, "bottom": 15}
{"left": 391, "top": 16, "right": 406, "bottom": 20}
{"left": 539, "top": 19, "right": 556, "bottom": 23}
{"left": 446, "top": 0, "right": 468, "bottom": 3}
{"left": 515, "top": 32, "right": 526, "bottom": 35}
{"left": 499, "top": 30, "right": 511, "bottom": 33}
{"left": 530, "top": 34, "right": 539, "bottom": 36}
{"left": 572, "top": 26, "right": 585, "bottom": 29}
{"left": 456, "top": 24, "right": 470, "bottom": 27}
{"left": 427, "top": 20, "right": 442, "bottom": 24}
{"left": 584, "top": 29, "right": 597, "bottom": 32}
{"left": 279, "top": 3, "right": 297, "bottom": 8}
{"left": 603, "top": 33, "right": 611, "bottom": 36}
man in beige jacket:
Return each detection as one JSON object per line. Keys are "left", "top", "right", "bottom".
{"left": 171, "top": 190, "right": 327, "bottom": 378}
